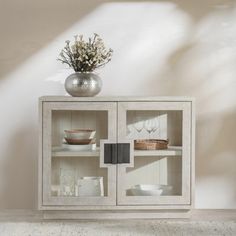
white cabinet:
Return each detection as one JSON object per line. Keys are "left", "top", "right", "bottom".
{"left": 38, "top": 96, "right": 195, "bottom": 218}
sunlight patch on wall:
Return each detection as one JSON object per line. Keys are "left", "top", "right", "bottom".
{"left": 169, "top": 5, "right": 236, "bottom": 117}
{"left": 0, "top": 1, "right": 192, "bottom": 96}
{"left": 196, "top": 175, "right": 236, "bottom": 208}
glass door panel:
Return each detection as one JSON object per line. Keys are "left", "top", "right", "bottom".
{"left": 42, "top": 102, "right": 117, "bottom": 206}
{"left": 117, "top": 102, "right": 191, "bottom": 205}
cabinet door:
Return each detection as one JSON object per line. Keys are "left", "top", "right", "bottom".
{"left": 42, "top": 102, "right": 117, "bottom": 206}
{"left": 117, "top": 101, "right": 192, "bottom": 205}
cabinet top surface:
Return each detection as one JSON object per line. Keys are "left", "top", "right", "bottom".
{"left": 39, "top": 96, "right": 194, "bottom": 102}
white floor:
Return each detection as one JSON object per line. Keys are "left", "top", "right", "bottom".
{"left": 0, "top": 210, "right": 236, "bottom": 236}
{"left": 0, "top": 220, "right": 236, "bottom": 236}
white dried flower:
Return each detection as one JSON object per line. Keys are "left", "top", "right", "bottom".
{"left": 58, "top": 33, "right": 113, "bottom": 72}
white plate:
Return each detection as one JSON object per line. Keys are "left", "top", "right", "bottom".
{"left": 62, "top": 143, "right": 96, "bottom": 151}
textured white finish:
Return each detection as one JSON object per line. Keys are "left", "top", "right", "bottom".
{"left": 52, "top": 147, "right": 182, "bottom": 157}
{"left": 52, "top": 147, "right": 100, "bottom": 157}
{"left": 39, "top": 96, "right": 194, "bottom": 102}
{"left": 134, "top": 147, "right": 182, "bottom": 156}
{"left": 39, "top": 97, "right": 194, "bottom": 218}
{"left": 117, "top": 101, "right": 192, "bottom": 206}
{"left": 41, "top": 101, "right": 117, "bottom": 207}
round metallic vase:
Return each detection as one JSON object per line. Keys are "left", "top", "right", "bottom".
{"left": 65, "top": 72, "right": 102, "bottom": 97}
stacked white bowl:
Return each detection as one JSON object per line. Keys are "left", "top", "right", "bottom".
{"left": 63, "top": 129, "right": 96, "bottom": 151}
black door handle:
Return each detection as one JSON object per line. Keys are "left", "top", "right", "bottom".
{"left": 104, "top": 143, "right": 118, "bottom": 164}
{"left": 117, "top": 143, "right": 130, "bottom": 164}
{"left": 104, "top": 143, "right": 130, "bottom": 164}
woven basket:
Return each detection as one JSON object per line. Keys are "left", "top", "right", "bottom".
{"left": 134, "top": 139, "right": 168, "bottom": 150}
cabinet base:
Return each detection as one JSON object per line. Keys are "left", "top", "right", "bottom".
{"left": 43, "top": 210, "right": 191, "bottom": 219}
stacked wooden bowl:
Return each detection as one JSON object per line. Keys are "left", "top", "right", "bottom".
{"left": 64, "top": 129, "right": 96, "bottom": 151}
{"left": 64, "top": 129, "right": 96, "bottom": 144}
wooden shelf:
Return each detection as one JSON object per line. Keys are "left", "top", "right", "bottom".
{"left": 52, "top": 147, "right": 100, "bottom": 157}
{"left": 134, "top": 146, "right": 182, "bottom": 156}
{"left": 52, "top": 146, "right": 182, "bottom": 157}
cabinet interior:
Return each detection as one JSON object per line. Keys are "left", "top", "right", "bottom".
{"left": 39, "top": 97, "right": 194, "bottom": 217}
{"left": 126, "top": 110, "right": 182, "bottom": 145}
{"left": 125, "top": 110, "right": 183, "bottom": 196}
{"left": 52, "top": 110, "right": 108, "bottom": 147}
{"left": 51, "top": 110, "right": 108, "bottom": 197}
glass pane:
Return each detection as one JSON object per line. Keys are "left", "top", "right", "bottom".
{"left": 125, "top": 110, "right": 182, "bottom": 197}
{"left": 50, "top": 110, "right": 108, "bottom": 197}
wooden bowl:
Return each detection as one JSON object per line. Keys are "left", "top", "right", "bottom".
{"left": 134, "top": 139, "right": 168, "bottom": 150}
{"left": 64, "top": 129, "right": 96, "bottom": 139}
{"left": 64, "top": 138, "right": 95, "bottom": 145}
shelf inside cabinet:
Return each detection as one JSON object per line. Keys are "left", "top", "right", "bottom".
{"left": 52, "top": 146, "right": 100, "bottom": 157}
{"left": 134, "top": 146, "right": 182, "bottom": 157}
{"left": 51, "top": 146, "right": 182, "bottom": 157}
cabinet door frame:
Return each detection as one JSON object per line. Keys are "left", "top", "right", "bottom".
{"left": 117, "top": 101, "right": 192, "bottom": 205}
{"left": 41, "top": 101, "right": 117, "bottom": 206}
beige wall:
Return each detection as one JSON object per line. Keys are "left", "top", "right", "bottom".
{"left": 0, "top": 0, "right": 236, "bottom": 209}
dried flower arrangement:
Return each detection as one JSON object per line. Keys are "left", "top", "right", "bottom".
{"left": 58, "top": 33, "right": 113, "bottom": 73}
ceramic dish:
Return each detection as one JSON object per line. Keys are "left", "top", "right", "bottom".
{"left": 64, "top": 129, "right": 96, "bottom": 139}
{"left": 129, "top": 185, "right": 163, "bottom": 196}
{"left": 157, "top": 184, "right": 173, "bottom": 195}
{"left": 64, "top": 137, "right": 95, "bottom": 145}
{"left": 62, "top": 143, "right": 96, "bottom": 151}
{"left": 135, "top": 184, "right": 173, "bottom": 195}
{"left": 129, "top": 184, "right": 173, "bottom": 196}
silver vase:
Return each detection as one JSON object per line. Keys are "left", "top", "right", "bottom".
{"left": 65, "top": 72, "right": 102, "bottom": 97}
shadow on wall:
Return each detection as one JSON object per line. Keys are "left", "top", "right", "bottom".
{"left": 196, "top": 110, "right": 236, "bottom": 208}
{"left": 0, "top": 0, "right": 108, "bottom": 79}
{"left": 0, "top": 0, "right": 236, "bottom": 209}
{"left": 154, "top": 1, "right": 236, "bottom": 206}
{"left": 197, "top": 110, "right": 236, "bottom": 179}
{"left": 0, "top": 125, "right": 37, "bottom": 209}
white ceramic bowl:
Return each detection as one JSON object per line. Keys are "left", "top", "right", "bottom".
{"left": 130, "top": 185, "right": 163, "bottom": 196}
{"left": 64, "top": 129, "right": 96, "bottom": 139}
{"left": 129, "top": 184, "right": 173, "bottom": 196}
{"left": 157, "top": 185, "right": 173, "bottom": 195}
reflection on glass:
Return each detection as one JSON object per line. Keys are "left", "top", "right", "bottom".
{"left": 77, "top": 176, "right": 104, "bottom": 197}
{"left": 51, "top": 110, "right": 109, "bottom": 199}
{"left": 125, "top": 156, "right": 182, "bottom": 196}
{"left": 151, "top": 117, "right": 159, "bottom": 138}
{"left": 60, "top": 168, "right": 76, "bottom": 196}
{"left": 144, "top": 117, "right": 159, "bottom": 138}
{"left": 125, "top": 110, "right": 183, "bottom": 198}
{"left": 127, "top": 184, "right": 173, "bottom": 196}
{"left": 133, "top": 116, "right": 144, "bottom": 133}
